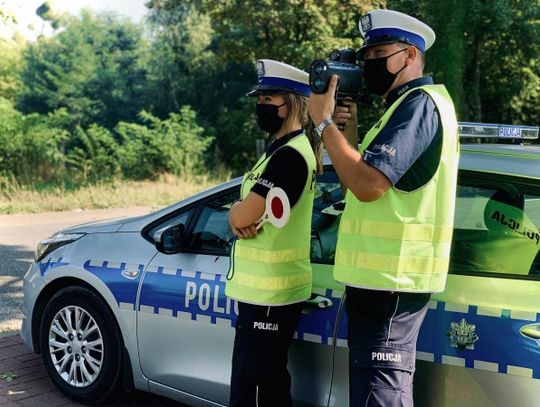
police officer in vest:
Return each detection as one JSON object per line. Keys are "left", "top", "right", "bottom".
{"left": 309, "top": 10, "right": 459, "bottom": 406}
{"left": 225, "top": 59, "right": 320, "bottom": 407}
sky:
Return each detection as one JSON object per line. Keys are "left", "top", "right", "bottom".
{"left": 1, "top": 0, "right": 149, "bottom": 40}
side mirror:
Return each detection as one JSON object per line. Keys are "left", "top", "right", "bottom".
{"left": 153, "top": 224, "right": 185, "bottom": 254}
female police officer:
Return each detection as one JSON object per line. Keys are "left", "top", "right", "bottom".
{"left": 225, "top": 59, "right": 320, "bottom": 407}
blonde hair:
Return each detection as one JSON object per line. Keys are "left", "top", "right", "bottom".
{"left": 283, "top": 93, "right": 323, "bottom": 174}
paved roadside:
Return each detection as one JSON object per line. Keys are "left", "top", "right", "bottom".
{"left": 0, "top": 207, "right": 153, "bottom": 333}
{"left": 0, "top": 333, "right": 184, "bottom": 406}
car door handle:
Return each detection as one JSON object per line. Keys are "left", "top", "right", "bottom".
{"left": 302, "top": 295, "right": 333, "bottom": 314}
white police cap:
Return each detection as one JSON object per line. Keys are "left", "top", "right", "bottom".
{"left": 246, "top": 59, "right": 311, "bottom": 97}
{"left": 358, "top": 9, "right": 435, "bottom": 59}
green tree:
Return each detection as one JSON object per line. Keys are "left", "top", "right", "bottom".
{"left": 146, "top": 2, "right": 218, "bottom": 117}
{"left": 0, "top": 36, "right": 25, "bottom": 102}
{"left": 36, "top": 1, "right": 68, "bottom": 30}
{"left": 201, "top": 0, "right": 384, "bottom": 69}
{"left": 146, "top": 0, "right": 385, "bottom": 173}
{"left": 389, "top": 0, "right": 540, "bottom": 127}
{"left": 17, "top": 10, "right": 150, "bottom": 129}
{"left": 469, "top": 0, "right": 540, "bottom": 126}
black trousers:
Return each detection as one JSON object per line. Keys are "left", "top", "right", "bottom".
{"left": 229, "top": 301, "right": 303, "bottom": 407}
{"left": 346, "top": 286, "right": 431, "bottom": 407}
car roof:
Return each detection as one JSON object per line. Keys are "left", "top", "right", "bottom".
{"left": 322, "top": 143, "right": 540, "bottom": 180}
{"left": 459, "top": 143, "right": 540, "bottom": 180}
{"left": 214, "top": 143, "right": 540, "bottom": 187}
{"left": 122, "top": 143, "right": 540, "bottom": 231}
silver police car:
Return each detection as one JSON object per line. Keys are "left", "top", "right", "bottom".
{"left": 21, "top": 123, "right": 540, "bottom": 406}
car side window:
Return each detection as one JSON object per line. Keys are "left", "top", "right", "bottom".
{"left": 311, "top": 168, "right": 344, "bottom": 263}
{"left": 147, "top": 209, "right": 194, "bottom": 240}
{"left": 188, "top": 190, "right": 238, "bottom": 254}
{"left": 450, "top": 182, "right": 540, "bottom": 278}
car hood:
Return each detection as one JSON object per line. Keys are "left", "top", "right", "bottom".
{"left": 54, "top": 178, "right": 243, "bottom": 235}
{"left": 57, "top": 215, "right": 147, "bottom": 234}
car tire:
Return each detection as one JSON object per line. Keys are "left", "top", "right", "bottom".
{"left": 40, "top": 286, "right": 123, "bottom": 404}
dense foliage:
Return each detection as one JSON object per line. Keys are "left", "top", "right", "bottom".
{"left": 0, "top": 97, "right": 210, "bottom": 185}
{"left": 0, "top": 0, "right": 538, "bottom": 187}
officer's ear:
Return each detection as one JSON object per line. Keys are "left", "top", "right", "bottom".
{"left": 405, "top": 46, "right": 417, "bottom": 66}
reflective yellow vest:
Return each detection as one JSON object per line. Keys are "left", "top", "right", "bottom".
{"left": 334, "top": 85, "right": 459, "bottom": 293}
{"left": 225, "top": 133, "right": 316, "bottom": 305}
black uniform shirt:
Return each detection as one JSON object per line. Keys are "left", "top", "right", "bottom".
{"left": 250, "top": 129, "right": 308, "bottom": 208}
{"left": 362, "top": 77, "right": 443, "bottom": 192}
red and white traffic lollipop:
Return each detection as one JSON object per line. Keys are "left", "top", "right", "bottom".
{"left": 256, "top": 187, "right": 291, "bottom": 230}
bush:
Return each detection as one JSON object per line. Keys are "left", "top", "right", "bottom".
{"left": 66, "top": 124, "right": 122, "bottom": 182}
{"left": 0, "top": 100, "right": 213, "bottom": 186}
{"left": 21, "top": 109, "right": 69, "bottom": 183}
{"left": 0, "top": 97, "right": 24, "bottom": 177}
{"left": 117, "top": 107, "right": 213, "bottom": 180}
{"left": 0, "top": 99, "right": 67, "bottom": 184}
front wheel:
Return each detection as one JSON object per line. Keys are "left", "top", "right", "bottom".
{"left": 40, "top": 286, "right": 123, "bottom": 404}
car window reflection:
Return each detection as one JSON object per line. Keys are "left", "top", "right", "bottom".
{"left": 189, "top": 191, "right": 238, "bottom": 254}
{"left": 451, "top": 184, "right": 540, "bottom": 277}
{"left": 311, "top": 169, "right": 344, "bottom": 263}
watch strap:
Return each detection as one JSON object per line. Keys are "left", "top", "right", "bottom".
{"left": 314, "top": 118, "right": 334, "bottom": 137}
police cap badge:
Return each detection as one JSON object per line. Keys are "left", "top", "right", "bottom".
{"left": 358, "top": 9, "right": 436, "bottom": 60}
{"left": 246, "top": 59, "right": 311, "bottom": 97}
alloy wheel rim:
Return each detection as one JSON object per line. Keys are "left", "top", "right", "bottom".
{"left": 48, "top": 305, "right": 104, "bottom": 387}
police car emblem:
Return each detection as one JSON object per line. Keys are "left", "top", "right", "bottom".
{"left": 447, "top": 318, "right": 479, "bottom": 349}
{"left": 360, "top": 14, "right": 372, "bottom": 32}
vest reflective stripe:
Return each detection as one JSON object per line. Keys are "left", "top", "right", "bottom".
{"left": 334, "top": 84, "right": 459, "bottom": 293}
{"left": 336, "top": 250, "right": 450, "bottom": 275}
{"left": 335, "top": 251, "right": 448, "bottom": 292}
{"left": 225, "top": 133, "right": 315, "bottom": 305}
{"left": 340, "top": 219, "right": 454, "bottom": 242}
{"left": 235, "top": 245, "right": 310, "bottom": 264}
{"left": 231, "top": 270, "right": 312, "bottom": 291}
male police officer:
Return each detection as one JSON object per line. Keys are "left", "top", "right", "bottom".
{"left": 308, "top": 9, "right": 459, "bottom": 406}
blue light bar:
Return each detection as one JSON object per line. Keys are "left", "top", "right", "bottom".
{"left": 458, "top": 122, "right": 539, "bottom": 140}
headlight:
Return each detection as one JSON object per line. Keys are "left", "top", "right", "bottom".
{"left": 35, "top": 233, "right": 85, "bottom": 262}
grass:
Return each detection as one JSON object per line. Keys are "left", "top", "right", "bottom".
{"left": 0, "top": 174, "right": 227, "bottom": 214}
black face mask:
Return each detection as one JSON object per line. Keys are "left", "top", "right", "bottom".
{"left": 256, "top": 102, "right": 286, "bottom": 134}
{"left": 363, "top": 48, "right": 408, "bottom": 96}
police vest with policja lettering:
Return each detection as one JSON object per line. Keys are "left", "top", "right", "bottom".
{"left": 334, "top": 85, "right": 460, "bottom": 293}
{"left": 225, "top": 133, "right": 316, "bottom": 305}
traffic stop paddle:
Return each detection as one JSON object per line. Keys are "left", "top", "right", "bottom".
{"left": 256, "top": 187, "right": 291, "bottom": 230}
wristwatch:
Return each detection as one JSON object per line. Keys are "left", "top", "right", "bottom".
{"left": 314, "top": 118, "right": 334, "bottom": 138}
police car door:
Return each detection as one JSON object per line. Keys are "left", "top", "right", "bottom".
{"left": 137, "top": 188, "right": 238, "bottom": 405}
{"left": 288, "top": 166, "right": 350, "bottom": 407}
{"left": 414, "top": 174, "right": 540, "bottom": 406}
